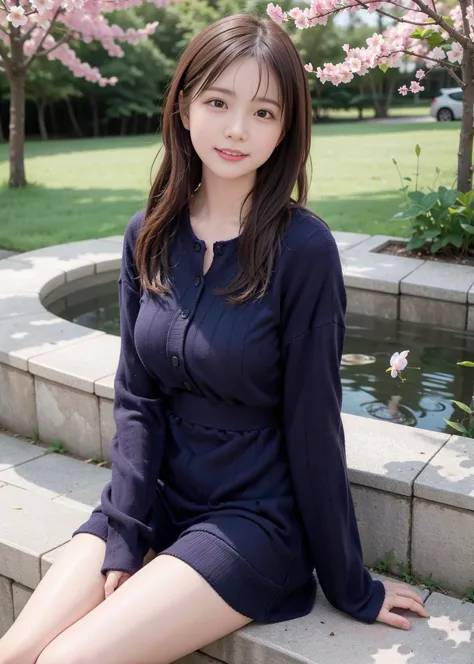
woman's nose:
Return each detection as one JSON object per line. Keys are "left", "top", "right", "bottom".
{"left": 224, "top": 113, "right": 248, "bottom": 141}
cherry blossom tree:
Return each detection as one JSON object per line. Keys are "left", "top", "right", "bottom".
{"left": 267, "top": 0, "right": 474, "bottom": 192}
{"left": 0, "top": 0, "right": 169, "bottom": 187}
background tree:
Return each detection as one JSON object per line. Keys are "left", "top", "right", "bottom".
{"left": 267, "top": 0, "right": 474, "bottom": 192}
{"left": 0, "top": 0, "right": 168, "bottom": 188}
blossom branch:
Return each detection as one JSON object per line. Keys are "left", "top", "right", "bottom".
{"left": 25, "top": 29, "right": 72, "bottom": 68}
{"left": 410, "top": 0, "right": 470, "bottom": 47}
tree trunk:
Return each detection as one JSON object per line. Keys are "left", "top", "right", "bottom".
{"left": 37, "top": 99, "right": 48, "bottom": 140}
{"left": 90, "top": 97, "right": 100, "bottom": 137}
{"left": 49, "top": 102, "right": 59, "bottom": 138}
{"left": 458, "top": 49, "right": 474, "bottom": 192}
{"left": 131, "top": 112, "right": 139, "bottom": 135}
{"left": 120, "top": 115, "right": 128, "bottom": 135}
{"left": 66, "top": 99, "right": 83, "bottom": 138}
{"left": 8, "top": 28, "right": 27, "bottom": 187}
{"left": 370, "top": 79, "right": 388, "bottom": 118}
{"left": 0, "top": 115, "right": 4, "bottom": 142}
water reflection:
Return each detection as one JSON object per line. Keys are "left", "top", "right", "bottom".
{"left": 50, "top": 284, "right": 474, "bottom": 435}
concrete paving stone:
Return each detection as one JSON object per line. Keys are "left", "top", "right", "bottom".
{"left": 331, "top": 231, "right": 371, "bottom": 253}
{"left": 352, "top": 484, "right": 411, "bottom": 575}
{"left": 412, "top": 498, "right": 474, "bottom": 596}
{"left": 175, "top": 655, "right": 224, "bottom": 664}
{"left": 0, "top": 257, "right": 65, "bottom": 300}
{"left": 0, "top": 432, "right": 46, "bottom": 471}
{"left": 0, "top": 250, "right": 18, "bottom": 260}
{"left": 95, "top": 373, "right": 115, "bottom": 399}
{"left": 340, "top": 235, "right": 423, "bottom": 294}
{"left": 0, "top": 363, "right": 37, "bottom": 438}
{"left": 99, "top": 397, "right": 115, "bottom": 462}
{"left": 28, "top": 334, "right": 121, "bottom": 393}
{"left": 202, "top": 574, "right": 445, "bottom": 664}
{"left": 402, "top": 261, "right": 474, "bottom": 304}
{"left": 42, "top": 270, "right": 118, "bottom": 310}
{"left": 0, "top": 575, "right": 14, "bottom": 638}
{"left": 400, "top": 295, "right": 467, "bottom": 330}
{"left": 0, "top": 483, "right": 88, "bottom": 588}
{"left": 414, "top": 436, "right": 474, "bottom": 512}
{"left": 0, "top": 311, "right": 104, "bottom": 372}
{"left": 103, "top": 235, "right": 125, "bottom": 244}
{"left": 12, "top": 582, "right": 32, "bottom": 619}
{"left": 467, "top": 306, "right": 474, "bottom": 331}
{"left": 0, "top": 449, "right": 110, "bottom": 510}
{"left": 0, "top": 292, "right": 45, "bottom": 321}
{"left": 35, "top": 377, "right": 102, "bottom": 459}
{"left": 346, "top": 287, "right": 398, "bottom": 319}
{"left": 10, "top": 238, "right": 122, "bottom": 283}
{"left": 342, "top": 413, "right": 450, "bottom": 496}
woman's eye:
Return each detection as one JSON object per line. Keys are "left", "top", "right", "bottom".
{"left": 209, "top": 99, "right": 226, "bottom": 109}
{"left": 256, "top": 109, "right": 274, "bottom": 119}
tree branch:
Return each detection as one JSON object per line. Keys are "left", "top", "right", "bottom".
{"left": 23, "top": 5, "right": 62, "bottom": 70}
{"left": 351, "top": 0, "right": 440, "bottom": 26}
{"left": 394, "top": 48, "right": 464, "bottom": 86}
{"left": 409, "top": 0, "right": 471, "bottom": 47}
{"left": 25, "top": 30, "right": 72, "bottom": 68}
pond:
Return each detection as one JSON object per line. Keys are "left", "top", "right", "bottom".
{"left": 50, "top": 281, "right": 474, "bottom": 435}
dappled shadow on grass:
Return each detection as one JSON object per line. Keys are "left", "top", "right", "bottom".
{"left": 0, "top": 184, "right": 147, "bottom": 251}
{"left": 307, "top": 192, "right": 411, "bottom": 237}
{"left": 0, "top": 133, "right": 162, "bottom": 164}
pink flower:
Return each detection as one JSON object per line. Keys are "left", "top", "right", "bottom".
{"left": 415, "top": 69, "right": 425, "bottom": 80}
{"left": 7, "top": 5, "right": 27, "bottom": 28}
{"left": 266, "top": 2, "right": 287, "bottom": 25}
{"left": 389, "top": 350, "right": 409, "bottom": 378}
{"left": 398, "top": 85, "right": 408, "bottom": 96}
{"left": 447, "top": 42, "right": 463, "bottom": 64}
{"left": 410, "top": 80, "right": 424, "bottom": 93}
{"left": 304, "top": 63, "right": 313, "bottom": 73}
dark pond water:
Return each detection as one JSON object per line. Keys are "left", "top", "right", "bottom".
{"left": 51, "top": 281, "right": 474, "bottom": 435}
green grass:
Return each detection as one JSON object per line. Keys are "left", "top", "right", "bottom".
{"left": 0, "top": 118, "right": 461, "bottom": 251}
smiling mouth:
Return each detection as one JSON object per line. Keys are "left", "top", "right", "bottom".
{"left": 215, "top": 148, "right": 248, "bottom": 157}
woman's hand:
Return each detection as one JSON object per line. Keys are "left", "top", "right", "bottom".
{"left": 376, "top": 580, "right": 430, "bottom": 630}
{"left": 104, "top": 570, "right": 132, "bottom": 599}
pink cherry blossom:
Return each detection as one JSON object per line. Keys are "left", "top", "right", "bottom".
{"left": 398, "top": 85, "right": 408, "bottom": 96}
{"left": 304, "top": 63, "right": 313, "bottom": 73}
{"left": 409, "top": 80, "right": 424, "bottom": 93}
{"left": 447, "top": 41, "right": 463, "bottom": 64}
{"left": 389, "top": 350, "right": 409, "bottom": 378}
{"left": 7, "top": 5, "right": 27, "bottom": 28}
{"left": 415, "top": 69, "right": 425, "bottom": 80}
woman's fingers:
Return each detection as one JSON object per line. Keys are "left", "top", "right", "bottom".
{"left": 377, "top": 607, "right": 411, "bottom": 630}
{"left": 376, "top": 581, "right": 431, "bottom": 630}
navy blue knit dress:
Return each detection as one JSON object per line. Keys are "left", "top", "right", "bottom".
{"left": 72, "top": 204, "right": 386, "bottom": 624}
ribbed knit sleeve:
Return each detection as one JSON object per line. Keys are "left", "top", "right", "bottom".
{"left": 99, "top": 211, "right": 167, "bottom": 576}
{"left": 280, "top": 224, "right": 386, "bottom": 624}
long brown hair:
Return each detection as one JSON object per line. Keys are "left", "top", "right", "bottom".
{"left": 135, "top": 12, "right": 316, "bottom": 305}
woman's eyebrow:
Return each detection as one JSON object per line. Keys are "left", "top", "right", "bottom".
{"left": 206, "top": 86, "right": 281, "bottom": 110}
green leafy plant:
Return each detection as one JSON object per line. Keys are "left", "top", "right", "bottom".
{"left": 392, "top": 145, "right": 474, "bottom": 256}
{"left": 443, "top": 361, "right": 474, "bottom": 438}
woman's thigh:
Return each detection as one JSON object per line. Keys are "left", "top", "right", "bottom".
{"left": 36, "top": 553, "right": 253, "bottom": 664}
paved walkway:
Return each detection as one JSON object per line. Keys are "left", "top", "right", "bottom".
{"left": 0, "top": 250, "right": 18, "bottom": 261}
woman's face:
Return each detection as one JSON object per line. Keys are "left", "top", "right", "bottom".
{"left": 179, "top": 57, "right": 284, "bottom": 181}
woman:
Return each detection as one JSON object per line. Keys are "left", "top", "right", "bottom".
{"left": 0, "top": 12, "right": 429, "bottom": 664}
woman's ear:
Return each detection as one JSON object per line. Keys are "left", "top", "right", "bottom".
{"left": 178, "top": 90, "right": 189, "bottom": 130}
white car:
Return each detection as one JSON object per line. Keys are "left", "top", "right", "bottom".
{"left": 430, "top": 87, "right": 463, "bottom": 121}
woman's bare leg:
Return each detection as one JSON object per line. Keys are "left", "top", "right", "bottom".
{"left": 35, "top": 553, "right": 253, "bottom": 664}
{"left": 0, "top": 533, "right": 108, "bottom": 664}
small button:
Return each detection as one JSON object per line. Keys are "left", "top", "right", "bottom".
{"left": 193, "top": 276, "right": 202, "bottom": 287}
{"left": 214, "top": 243, "right": 223, "bottom": 255}
{"left": 171, "top": 355, "right": 179, "bottom": 368}
{"left": 194, "top": 242, "right": 201, "bottom": 252}
{"left": 183, "top": 381, "right": 192, "bottom": 391}
{"left": 181, "top": 309, "right": 190, "bottom": 319}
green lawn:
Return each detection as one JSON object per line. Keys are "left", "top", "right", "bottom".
{"left": 0, "top": 118, "right": 461, "bottom": 251}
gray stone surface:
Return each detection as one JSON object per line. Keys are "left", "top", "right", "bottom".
{"left": 175, "top": 655, "right": 224, "bottom": 664}
{"left": 0, "top": 450, "right": 109, "bottom": 512}
{"left": 202, "top": 574, "right": 445, "bottom": 664}
{"left": 0, "top": 292, "right": 44, "bottom": 320}
{"left": 414, "top": 436, "right": 474, "bottom": 512}
{"left": 99, "top": 397, "right": 115, "bottom": 461}
{"left": 0, "top": 311, "right": 103, "bottom": 371}
{"left": 0, "top": 433, "right": 46, "bottom": 471}
{"left": 29, "top": 334, "right": 121, "bottom": 394}
{"left": 0, "top": 483, "right": 87, "bottom": 588}
{"left": 12, "top": 582, "right": 32, "bottom": 619}
{"left": 0, "top": 363, "right": 37, "bottom": 437}
{"left": 0, "top": 257, "right": 65, "bottom": 300}
{"left": 412, "top": 498, "right": 474, "bottom": 597}
{"left": 346, "top": 287, "right": 398, "bottom": 319}
{"left": 35, "top": 377, "right": 102, "bottom": 459}
{"left": 42, "top": 270, "right": 118, "bottom": 310}
{"left": 467, "top": 305, "right": 474, "bottom": 331}
{"left": 0, "top": 250, "right": 18, "bottom": 260}
{"left": 352, "top": 485, "right": 410, "bottom": 575}
{"left": 402, "top": 261, "right": 474, "bottom": 303}
{"left": 342, "top": 413, "right": 450, "bottom": 496}
{"left": 0, "top": 575, "right": 14, "bottom": 638}
{"left": 95, "top": 372, "right": 115, "bottom": 399}
{"left": 400, "top": 295, "right": 467, "bottom": 330}
{"left": 331, "top": 231, "right": 371, "bottom": 253}
{"left": 10, "top": 238, "right": 122, "bottom": 284}
{"left": 340, "top": 235, "right": 422, "bottom": 294}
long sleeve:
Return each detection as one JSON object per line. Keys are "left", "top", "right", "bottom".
{"left": 280, "top": 221, "right": 386, "bottom": 623}
{"left": 99, "top": 211, "right": 167, "bottom": 576}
